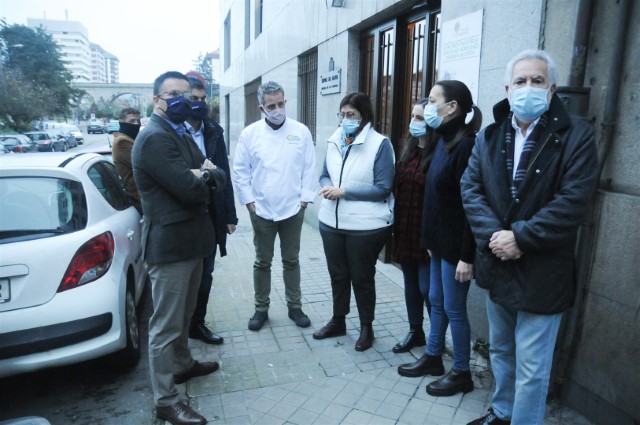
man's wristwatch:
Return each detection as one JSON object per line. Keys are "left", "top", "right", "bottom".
{"left": 200, "top": 168, "right": 210, "bottom": 182}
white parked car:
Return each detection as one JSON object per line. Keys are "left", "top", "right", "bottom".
{"left": 0, "top": 152, "right": 147, "bottom": 378}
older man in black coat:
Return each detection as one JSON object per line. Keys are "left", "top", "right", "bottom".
{"left": 461, "top": 51, "right": 598, "bottom": 425}
{"left": 133, "top": 71, "right": 225, "bottom": 425}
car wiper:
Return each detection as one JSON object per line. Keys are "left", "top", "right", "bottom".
{"left": 0, "top": 228, "right": 66, "bottom": 237}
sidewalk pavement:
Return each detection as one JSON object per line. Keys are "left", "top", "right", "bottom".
{"left": 177, "top": 201, "right": 595, "bottom": 425}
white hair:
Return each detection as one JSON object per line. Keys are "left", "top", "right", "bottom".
{"left": 504, "top": 49, "right": 558, "bottom": 86}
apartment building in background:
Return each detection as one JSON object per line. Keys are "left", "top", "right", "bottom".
{"left": 27, "top": 18, "right": 119, "bottom": 83}
{"left": 91, "top": 42, "right": 120, "bottom": 84}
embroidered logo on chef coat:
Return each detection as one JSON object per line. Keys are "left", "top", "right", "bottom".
{"left": 287, "top": 135, "right": 301, "bottom": 143}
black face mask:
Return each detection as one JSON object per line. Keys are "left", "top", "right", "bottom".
{"left": 162, "top": 96, "right": 191, "bottom": 123}
{"left": 119, "top": 121, "right": 141, "bottom": 139}
{"left": 190, "top": 101, "right": 208, "bottom": 120}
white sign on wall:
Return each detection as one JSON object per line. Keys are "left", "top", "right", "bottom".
{"left": 439, "top": 9, "right": 484, "bottom": 103}
{"left": 319, "top": 69, "right": 341, "bottom": 95}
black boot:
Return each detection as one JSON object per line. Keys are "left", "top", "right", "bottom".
{"left": 397, "top": 353, "right": 445, "bottom": 377}
{"left": 392, "top": 324, "right": 426, "bottom": 353}
{"left": 312, "top": 316, "right": 346, "bottom": 340}
{"left": 426, "top": 369, "right": 474, "bottom": 396}
{"left": 355, "top": 322, "right": 374, "bottom": 351}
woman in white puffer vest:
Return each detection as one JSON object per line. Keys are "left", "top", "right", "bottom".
{"left": 312, "top": 92, "right": 395, "bottom": 352}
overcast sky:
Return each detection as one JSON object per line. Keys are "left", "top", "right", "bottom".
{"left": 0, "top": 0, "right": 221, "bottom": 84}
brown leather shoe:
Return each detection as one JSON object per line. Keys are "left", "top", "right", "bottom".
{"left": 355, "top": 322, "right": 374, "bottom": 351}
{"left": 312, "top": 317, "right": 346, "bottom": 340}
{"left": 174, "top": 361, "right": 219, "bottom": 384}
{"left": 156, "top": 401, "right": 206, "bottom": 425}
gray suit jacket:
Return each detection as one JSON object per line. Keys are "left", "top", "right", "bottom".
{"left": 132, "top": 114, "right": 226, "bottom": 264}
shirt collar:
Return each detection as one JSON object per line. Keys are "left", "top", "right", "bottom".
{"left": 184, "top": 121, "right": 203, "bottom": 137}
{"left": 154, "top": 112, "right": 186, "bottom": 137}
{"left": 511, "top": 114, "right": 540, "bottom": 138}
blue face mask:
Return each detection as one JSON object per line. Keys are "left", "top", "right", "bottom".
{"left": 409, "top": 120, "right": 427, "bottom": 137}
{"left": 341, "top": 118, "right": 361, "bottom": 135}
{"left": 163, "top": 96, "right": 191, "bottom": 123}
{"left": 189, "top": 101, "right": 208, "bottom": 120}
{"left": 510, "top": 86, "right": 551, "bottom": 121}
{"left": 424, "top": 102, "right": 451, "bottom": 129}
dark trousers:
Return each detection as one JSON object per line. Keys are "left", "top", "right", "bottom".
{"left": 320, "top": 226, "right": 390, "bottom": 324}
{"left": 400, "top": 260, "right": 431, "bottom": 325}
{"left": 190, "top": 245, "right": 218, "bottom": 326}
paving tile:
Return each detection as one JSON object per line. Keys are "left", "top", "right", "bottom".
{"left": 312, "top": 414, "right": 342, "bottom": 425}
{"left": 288, "top": 408, "right": 318, "bottom": 425}
{"left": 342, "top": 409, "right": 374, "bottom": 424}
{"left": 250, "top": 396, "right": 278, "bottom": 414}
{"left": 355, "top": 396, "right": 383, "bottom": 414}
{"left": 267, "top": 401, "right": 297, "bottom": 421}
{"left": 333, "top": 390, "right": 361, "bottom": 408}
{"left": 280, "top": 391, "right": 308, "bottom": 408}
{"left": 321, "top": 402, "right": 351, "bottom": 421}
{"left": 384, "top": 390, "right": 411, "bottom": 408}
{"left": 398, "top": 408, "right": 431, "bottom": 425}
{"left": 223, "top": 402, "right": 249, "bottom": 418}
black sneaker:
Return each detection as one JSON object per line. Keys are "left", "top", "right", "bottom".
{"left": 288, "top": 308, "right": 311, "bottom": 328}
{"left": 248, "top": 311, "right": 268, "bottom": 331}
{"left": 467, "top": 408, "right": 511, "bottom": 425}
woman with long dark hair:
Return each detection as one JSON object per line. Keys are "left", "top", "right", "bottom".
{"left": 391, "top": 98, "right": 433, "bottom": 353}
{"left": 397, "top": 80, "right": 482, "bottom": 398}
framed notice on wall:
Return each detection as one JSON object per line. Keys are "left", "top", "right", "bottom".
{"left": 319, "top": 69, "right": 341, "bottom": 95}
{"left": 439, "top": 9, "right": 484, "bottom": 102}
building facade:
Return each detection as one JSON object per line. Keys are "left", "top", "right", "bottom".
{"left": 219, "top": 1, "right": 639, "bottom": 423}
{"left": 27, "top": 18, "right": 119, "bottom": 84}
{"left": 90, "top": 42, "right": 120, "bottom": 84}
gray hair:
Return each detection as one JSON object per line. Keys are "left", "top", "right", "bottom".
{"left": 257, "top": 81, "right": 285, "bottom": 106}
{"left": 504, "top": 50, "right": 557, "bottom": 86}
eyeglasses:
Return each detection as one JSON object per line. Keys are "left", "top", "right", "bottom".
{"left": 337, "top": 112, "right": 359, "bottom": 120}
{"left": 158, "top": 91, "right": 192, "bottom": 99}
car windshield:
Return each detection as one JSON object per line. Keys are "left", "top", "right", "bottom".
{"left": 0, "top": 177, "right": 88, "bottom": 243}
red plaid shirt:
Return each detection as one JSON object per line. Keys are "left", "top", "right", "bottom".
{"left": 392, "top": 146, "right": 429, "bottom": 264}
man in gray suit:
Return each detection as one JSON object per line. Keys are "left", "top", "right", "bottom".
{"left": 133, "top": 71, "right": 226, "bottom": 425}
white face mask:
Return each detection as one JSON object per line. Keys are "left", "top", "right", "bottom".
{"left": 263, "top": 107, "right": 286, "bottom": 125}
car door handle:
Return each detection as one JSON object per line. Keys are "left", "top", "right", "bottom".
{"left": 126, "top": 230, "right": 135, "bottom": 240}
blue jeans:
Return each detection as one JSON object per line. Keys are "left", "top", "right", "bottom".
{"left": 425, "top": 254, "right": 470, "bottom": 372}
{"left": 400, "top": 261, "right": 431, "bottom": 325}
{"left": 486, "top": 295, "right": 562, "bottom": 425}
{"left": 190, "top": 245, "right": 217, "bottom": 326}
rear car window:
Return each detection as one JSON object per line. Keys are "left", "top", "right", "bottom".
{"left": 0, "top": 177, "right": 87, "bottom": 243}
{"left": 87, "top": 162, "right": 130, "bottom": 210}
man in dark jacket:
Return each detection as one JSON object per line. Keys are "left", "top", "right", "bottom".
{"left": 184, "top": 75, "right": 238, "bottom": 345}
{"left": 133, "top": 71, "right": 226, "bottom": 425}
{"left": 461, "top": 50, "right": 598, "bottom": 425}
